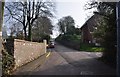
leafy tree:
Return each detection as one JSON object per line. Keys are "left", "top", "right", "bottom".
{"left": 32, "top": 16, "right": 53, "bottom": 42}
{"left": 92, "top": 16, "right": 106, "bottom": 43}
{"left": 57, "top": 16, "right": 75, "bottom": 34}
{"left": 74, "top": 28, "right": 81, "bottom": 35}
{"left": 86, "top": 1, "right": 117, "bottom": 63}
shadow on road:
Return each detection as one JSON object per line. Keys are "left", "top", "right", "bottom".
{"left": 15, "top": 58, "right": 116, "bottom": 75}
{"left": 13, "top": 43, "right": 116, "bottom": 76}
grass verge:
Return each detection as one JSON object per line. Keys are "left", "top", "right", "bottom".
{"left": 80, "top": 44, "right": 104, "bottom": 52}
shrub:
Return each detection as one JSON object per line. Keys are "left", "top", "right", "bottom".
{"left": 2, "top": 49, "right": 15, "bottom": 75}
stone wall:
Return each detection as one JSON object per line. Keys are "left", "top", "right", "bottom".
{"left": 14, "top": 39, "right": 46, "bottom": 68}
{"left": 1, "top": 39, "right": 46, "bottom": 68}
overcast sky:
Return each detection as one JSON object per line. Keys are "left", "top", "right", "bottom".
{"left": 51, "top": 0, "right": 96, "bottom": 38}
{"left": 55, "top": 0, "right": 93, "bottom": 28}
{"left": 3, "top": 0, "right": 97, "bottom": 38}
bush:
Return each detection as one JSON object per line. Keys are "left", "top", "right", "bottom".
{"left": 56, "top": 34, "right": 81, "bottom": 50}
{"left": 2, "top": 40, "right": 15, "bottom": 75}
{"left": 42, "top": 34, "right": 50, "bottom": 44}
{"left": 32, "top": 34, "right": 50, "bottom": 44}
{"left": 56, "top": 34, "right": 104, "bottom": 52}
{"left": 2, "top": 49, "right": 15, "bottom": 75}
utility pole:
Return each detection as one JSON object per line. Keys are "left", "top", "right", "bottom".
{"left": 0, "top": 1, "right": 5, "bottom": 50}
{"left": 116, "top": 1, "right": 120, "bottom": 77}
{"left": 0, "top": 1, "right": 5, "bottom": 77}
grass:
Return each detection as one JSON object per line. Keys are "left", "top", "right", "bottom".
{"left": 56, "top": 34, "right": 104, "bottom": 52}
{"left": 80, "top": 44, "right": 104, "bottom": 52}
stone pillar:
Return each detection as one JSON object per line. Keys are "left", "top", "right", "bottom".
{"left": 43, "top": 40, "right": 47, "bottom": 53}
{"left": 5, "top": 39, "right": 14, "bottom": 56}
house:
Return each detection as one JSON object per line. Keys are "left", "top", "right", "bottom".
{"left": 80, "top": 13, "right": 103, "bottom": 44}
{"left": 81, "top": 23, "right": 92, "bottom": 43}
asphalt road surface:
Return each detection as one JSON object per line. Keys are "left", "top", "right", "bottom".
{"left": 28, "top": 43, "right": 116, "bottom": 75}
{"left": 28, "top": 44, "right": 116, "bottom": 75}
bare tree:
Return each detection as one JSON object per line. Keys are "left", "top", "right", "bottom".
{"left": 5, "top": 0, "right": 55, "bottom": 40}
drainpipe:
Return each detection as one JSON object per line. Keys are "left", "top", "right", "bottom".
{"left": 116, "top": 1, "right": 120, "bottom": 77}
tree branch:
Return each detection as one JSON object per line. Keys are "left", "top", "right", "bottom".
{"left": 5, "top": 5, "right": 23, "bottom": 24}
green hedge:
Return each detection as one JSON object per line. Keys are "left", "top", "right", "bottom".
{"left": 56, "top": 34, "right": 81, "bottom": 50}
{"left": 56, "top": 34, "right": 104, "bottom": 52}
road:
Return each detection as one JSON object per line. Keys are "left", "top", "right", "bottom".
{"left": 27, "top": 43, "right": 116, "bottom": 75}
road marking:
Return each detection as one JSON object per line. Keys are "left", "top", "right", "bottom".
{"left": 46, "top": 52, "right": 51, "bottom": 58}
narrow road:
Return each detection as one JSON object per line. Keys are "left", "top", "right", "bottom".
{"left": 28, "top": 43, "right": 116, "bottom": 75}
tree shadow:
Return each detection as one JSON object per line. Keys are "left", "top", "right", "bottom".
{"left": 13, "top": 58, "right": 116, "bottom": 75}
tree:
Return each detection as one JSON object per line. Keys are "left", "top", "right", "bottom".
{"left": 16, "top": 30, "right": 24, "bottom": 40}
{"left": 85, "top": 1, "right": 117, "bottom": 63}
{"left": 57, "top": 16, "right": 75, "bottom": 34}
{"left": 74, "top": 28, "right": 81, "bottom": 35}
{"left": 92, "top": 16, "right": 106, "bottom": 43}
{"left": 32, "top": 16, "right": 53, "bottom": 42}
{"left": 8, "top": 22, "right": 23, "bottom": 38}
{"left": 5, "top": 0, "right": 55, "bottom": 41}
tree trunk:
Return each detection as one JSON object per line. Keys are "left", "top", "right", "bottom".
{"left": 27, "top": 1, "right": 32, "bottom": 41}
{"left": 23, "top": 27, "right": 27, "bottom": 40}
{"left": 28, "top": 23, "right": 32, "bottom": 41}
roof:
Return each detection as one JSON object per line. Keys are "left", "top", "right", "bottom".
{"left": 80, "top": 14, "right": 103, "bottom": 31}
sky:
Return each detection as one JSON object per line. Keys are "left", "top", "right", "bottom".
{"left": 51, "top": 0, "right": 96, "bottom": 38}
{"left": 55, "top": 0, "right": 93, "bottom": 28}
{"left": 2, "top": 0, "right": 97, "bottom": 38}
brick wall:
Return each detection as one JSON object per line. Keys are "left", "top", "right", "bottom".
{"left": 81, "top": 24, "right": 92, "bottom": 43}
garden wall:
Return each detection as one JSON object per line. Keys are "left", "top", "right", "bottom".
{"left": 14, "top": 39, "right": 47, "bottom": 68}
{"left": 1, "top": 38, "right": 47, "bottom": 69}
